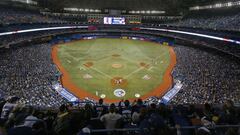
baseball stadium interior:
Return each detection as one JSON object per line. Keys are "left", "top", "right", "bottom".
{"left": 0, "top": 0, "right": 240, "bottom": 135}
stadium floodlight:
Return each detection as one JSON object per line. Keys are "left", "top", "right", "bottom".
{"left": 151, "top": 10, "right": 165, "bottom": 14}
{"left": 85, "top": 9, "right": 89, "bottom": 12}
{"left": 12, "top": 0, "right": 37, "bottom": 5}
{"left": 73, "top": 8, "right": 79, "bottom": 11}
{"left": 214, "top": 3, "right": 222, "bottom": 8}
{"left": 94, "top": 9, "right": 100, "bottom": 12}
{"left": 161, "top": 11, "right": 166, "bottom": 14}
{"left": 190, "top": 1, "right": 240, "bottom": 10}
{"left": 196, "top": 6, "right": 200, "bottom": 10}
{"left": 122, "top": 10, "right": 127, "bottom": 13}
{"left": 128, "top": 10, "right": 165, "bottom": 14}
{"left": 227, "top": 2, "right": 233, "bottom": 7}
{"left": 64, "top": 8, "right": 79, "bottom": 11}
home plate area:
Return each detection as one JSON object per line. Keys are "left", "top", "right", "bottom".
{"left": 111, "top": 77, "right": 128, "bottom": 87}
{"left": 113, "top": 89, "right": 141, "bottom": 98}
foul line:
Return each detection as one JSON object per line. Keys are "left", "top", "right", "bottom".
{"left": 86, "top": 42, "right": 95, "bottom": 54}
{"left": 88, "top": 67, "right": 113, "bottom": 79}
{"left": 124, "top": 51, "right": 168, "bottom": 79}
{"left": 121, "top": 56, "right": 139, "bottom": 64}
{"left": 125, "top": 67, "right": 144, "bottom": 78}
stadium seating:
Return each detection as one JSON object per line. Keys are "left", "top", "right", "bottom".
{"left": 0, "top": 4, "right": 240, "bottom": 135}
{"left": 0, "top": 98, "right": 239, "bottom": 135}
{"left": 166, "top": 11, "right": 240, "bottom": 32}
{"left": 0, "top": 7, "right": 66, "bottom": 25}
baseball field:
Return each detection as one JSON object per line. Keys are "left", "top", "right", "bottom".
{"left": 52, "top": 38, "right": 176, "bottom": 102}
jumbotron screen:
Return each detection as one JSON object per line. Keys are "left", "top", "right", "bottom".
{"left": 104, "top": 17, "right": 125, "bottom": 25}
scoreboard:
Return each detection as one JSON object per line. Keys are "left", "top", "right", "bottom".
{"left": 87, "top": 14, "right": 141, "bottom": 24}
{"left": 104, "top": 17, "right": 125, "bottom": 25}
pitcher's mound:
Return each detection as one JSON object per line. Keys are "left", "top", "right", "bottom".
{"left": 112, "top": 54, "right": 121, "bottom": 57}
{"left": 112, "top": 64, "right": 123, "bottom": 69}
{"left": 84, "top": 62, "right": 93, "bottom": 68}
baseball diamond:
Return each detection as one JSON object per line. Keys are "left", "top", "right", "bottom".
{"left": 52, "top": 38, "right": 176, "bottom": 102}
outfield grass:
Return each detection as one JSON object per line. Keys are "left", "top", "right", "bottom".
{"left": 55, "top": 38, "right": 173, "bottom": 100}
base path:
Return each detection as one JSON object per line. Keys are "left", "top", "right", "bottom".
{"left": 51, "top": 42, "right": 177, "bottom": 103}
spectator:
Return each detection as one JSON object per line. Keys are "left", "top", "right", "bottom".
{"left": 24, "top": 107, "right": 39, "bottom": 128}
{"left": 95, "top": 98, "right": 107, "bottom": 118}
{"left": 100, "top": 103, "right": 122, "bottom": 129}
{"left": 7, "top": 111, "right": 34, "bottom": 135}
{"left": 1, "top": 97, "right": 19, "bottom": 121}
{"left": 53, "top": 104, "right": 71, "bottom": 135}
{"left": 121, "top": 100, "right": 132, "bottom": 124}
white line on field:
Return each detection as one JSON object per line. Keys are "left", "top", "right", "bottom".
{"left": 121, "top": 56, "right": 139, "bottom": 64}
{"left": 125, "top": 67, "right": 144, "bottom": 78}
{"left": 93, "top": 56, "right": 112, "bottom": 64}
{"left": 135, "top": 46, "right": 152, "bottom": 60}
{"left": 124, "top": 51, "right": 168, "bottom": 79}
{"left": 64, "top": 52, "right": 79, "bottom": 61}
{"left": 89, "top": 67, "right": 113, "bottom": 79}
{"left": 86, "top": 42, "right": 95, "bottom": 54}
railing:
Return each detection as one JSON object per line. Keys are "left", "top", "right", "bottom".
{"left": 88, "top": 125, "right": 240, "bottom": 135}
{"left": 22, "top": 118, "right": 240, "bottom": 134}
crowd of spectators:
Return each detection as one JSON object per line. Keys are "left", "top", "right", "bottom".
{"left": 0, "top": 8, "right": 66, "bottom": 25}
{"left": 0, "top": 98, "right": 239, "bottom": 135}
{"left": 171, "top": 45, "right": 240, "bottom": 104}
{"left": 167, "top": 13, "right": 240, "bottom": 32}
{"left": 0, "top": 43, "right": 66, "bottom": 107}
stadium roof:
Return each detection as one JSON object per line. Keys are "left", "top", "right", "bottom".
{"left": 5, "top": 0, "right": 236, "bottom": 14}
{"left": 37, "top": 0, "right": 232, "bottom": 9}
{"left": 38, "top": 0, "right": 234, "bottom": 12}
